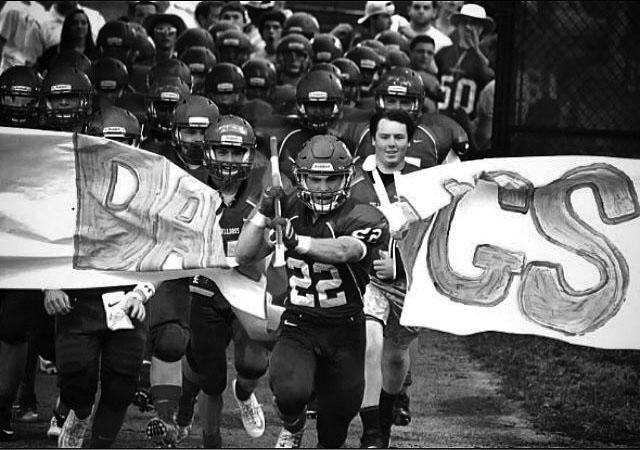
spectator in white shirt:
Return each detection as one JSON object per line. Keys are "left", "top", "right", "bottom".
{"left": 0, "top": 1, "right": 47, "bottom": 73}
{"left": 23, "top": 2, "right": 105, "bottom": 66}
{"left": 401, "top": 1, "right": 452, "bottom": 52}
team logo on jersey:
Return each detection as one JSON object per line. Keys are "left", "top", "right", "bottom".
{"left": 352, "top": 227, "right": 383, "bottom": 243}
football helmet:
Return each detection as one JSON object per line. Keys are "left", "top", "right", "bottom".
{"left": 276, "top": 34, "right": 312, "bottom": 77}
{"left": 242, "top": 58, "right": 277, "bottom": 102}
{"left": 90, "top": 57, "right": 129, "bottom": 100}
{"left": 147, "top": 59, "right": 192, "bottom": 90}
{"left": 375, "top": 30, "right": 410, "bottom": 55}
{"left": 86, "top": 106, "right": 142, "bottom": 147}
{"left": 386, "top": 49, "right": 411, "bottom": 69}
{"left": 310, "top": 33, "right": 343, "bottom": 63}
{"left": 97, "top": 20, "right": 135, "bottom": 64}
{"left": 296, "top": 70, "right": 344, "bottom": 131}
{"left": 129, "top": 22, "right": 156, "bottom": 64}
{"left": 0, "top": 65, "right": 42, "bottom": 127}
{"left": 294, "top": 134, "right": 354, "bottom": 214}
{"left": 179, "top": 46, "right": 217, "bottom": 95}
{"left": 215, "top": 29, "right": 252, "bottom": 67}
{"left": 204, "top": 114, "right": 256, "bottom": 185}
{"left": 172, "top": 95, "right": 220, "bottom": 169}
{"left": 41, "top": 67, "right": 92, "bottom": 130}
{"left": 146, "top": 76, "right": 190, "bottom": 132}
{"left": 283, "top": 12, "right": 320, "bottom": 39}
{"left": 175, "top": 27, "right": 216, "bottom": 55}
{"left": 204, "top": 63, "right": 245, "bottom": 115}
{"left": 345, "top": 46, "right": 383, "bottom": 93}
{"left": 374, "top": 67, "right": 425, "bottom": 120}
{"left": 332, "top": 57, "right": 362, "bottom": 105}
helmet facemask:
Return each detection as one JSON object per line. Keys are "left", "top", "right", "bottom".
{"left": 294, "top": 168, "right": 353, "bottom": 214}
{"left": 148, "top": 95, "right": 179, "bottom": 132}
{"left": 376, "top": 93, "right": 421, "bottom": 120}
{"left": 204, "top": 143, "right": 254, "bottom": 186}
{"left": 174, "top": 126, "right": 207, "bottom": 169}
{"left": 44, "top": 90, "right": 91, "bottom": 130}
{"left": 297, "top": 99, "right": 341, "bottom": 131}
{"left": 0, "top": 88, "right": 40, "bottom": 127}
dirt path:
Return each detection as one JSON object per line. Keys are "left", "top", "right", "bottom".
{"left": 8, "top": 330, "right": 603, "bottom": 448}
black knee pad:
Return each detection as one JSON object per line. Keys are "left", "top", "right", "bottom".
{"left": 235, "top": 363, "right": 268, "bottom": 382}
{"left": 151, "top": 322, "right": 189, "bottom": 362}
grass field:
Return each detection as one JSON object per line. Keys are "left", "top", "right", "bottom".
{"left": 466, "top": 332, "right": 640, "bottom": 446}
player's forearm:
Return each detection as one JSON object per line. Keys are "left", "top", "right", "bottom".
{"left": 300, "top": 236, "right": 366, "bottom": 264}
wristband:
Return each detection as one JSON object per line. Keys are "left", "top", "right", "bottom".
{"left": 295, "top": 235, "right": 311, "bottom": 255}
{"left": 133, "top": 282, "right": 155, "bottom": 303}
{"left": 249, "top": 211, "right": 268, "bottom": 228}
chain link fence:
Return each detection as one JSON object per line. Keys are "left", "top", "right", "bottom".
{"left": 495, "top": 1, "right": 640, "bottom": 157}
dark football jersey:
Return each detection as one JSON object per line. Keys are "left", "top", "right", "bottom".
{"left": 435, "top": 44, "right": 494, "bottom": 119}
{"left": 419, "top": 112, "right": 469, "bottom": 163}
{"left": 355, "top": 124, "right": 439, "bottom": 169}
{"left": 280, "top": 194, "right": 389, "bottom": 320}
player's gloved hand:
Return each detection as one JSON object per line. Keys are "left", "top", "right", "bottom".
{"left": 257, "top": 185, "right": 285, "bottom": 218}
{"left": 122, "top": 290, "right": 146, "bottom": 322}
{"left": 43, "top": 289, "right": 72, "bottom": 315}
{"left": 269, "top": 217, "right": 299, "bottom": 250}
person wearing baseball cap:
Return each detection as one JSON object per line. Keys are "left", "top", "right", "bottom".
{"left": 355, "top": 1, "right": 409, "bottom": 47}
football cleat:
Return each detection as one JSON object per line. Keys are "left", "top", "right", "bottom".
{"left": 58, "top": 410, "right": 90, "bottom": 448}
{"left": 47, "top": 414, "right": 64, "bottom": 439}
{"left": 232, "top": 378, "right": 265, "bottom": 438}
{"left": 39, "top": 356, "right": 58, "bottom": 375}
{"left": 275, "top": 426, "right": 305, "bottom": 448}
{"left": 393, "top": 392, "right": 411, "bottom": 426}
{"left": 146, "top": 416, "right": 179, "bottom": 448}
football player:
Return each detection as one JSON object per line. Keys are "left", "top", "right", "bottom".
{"left": 175, "top": 116, "right": 272, "bottom": 448}
{"left": 242, "top": 58, "right": 277, "bottom": 104}
{"left": 332, "top": 57, "right": 363, "bottom": 108}
{"left": 142, "top": 76, "right": 190, "bottom": 156}
{"left": 345, "top": 45, "right": 385, "bottom": 110}
{"left": 45, "top": 280, "right": 162, "bottom": 448}
{"left": 41, "top": 66, "right": 92, "bottom": 132}
{"left": 282, "top": 12, "right": 320, "bottom": 40}
{"left": 278, "top": 69, "right": 369, "bottom": 182}
{"left": 215, "top": 29, "right": 253, "bottom": 68}
{"left": 276, "top": 34, "right": 312, "bottom": 87}
{"left": 90, "top": 56, "right": 131, "bottom": 111}
{"left": 236, "top": 134, "right": 389, "bottom": 448}
{"left": 135, "top": 96, "right": 220, "bottom": 448}
{"left": 310, "top": 33, "right": 343, "bottom": 64}
{"left": 179, "top": 46, "right": 216, "bottom": 95}
{"left": 0, "top": 66, "right": 45, "bottom": 442}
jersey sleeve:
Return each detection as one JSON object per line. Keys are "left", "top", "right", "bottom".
{"left": 335, "top": 203, "right": 390, "bottom": 261}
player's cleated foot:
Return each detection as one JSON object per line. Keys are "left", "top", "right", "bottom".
{"left": 14, "top": 405, "right": 39, "bottom": 423}
{"left": 232, "top": 378, "right": 265, "bottom": 438}
{"left": 0, "top": 407, "right": 14, "bottom": 442}
{"left": 58, "top": 410, "right": 90, "bottom": 448}
{"left": 47, "top": 414, "right": 65, "bottom": 439}
{"left": 393, "top": 392, "right": 411, "bottom": 426}
{"left": 275, "top": 426, "right": 305, "bottom": 448}
{"left": 38, "top": 356, "right": 58, "bottom": 375}
{"left": 176, "top": 423, "right": 191, "bottom": 444}
{"left": 146, "top": 416, "right": 179, "bottom": 448}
